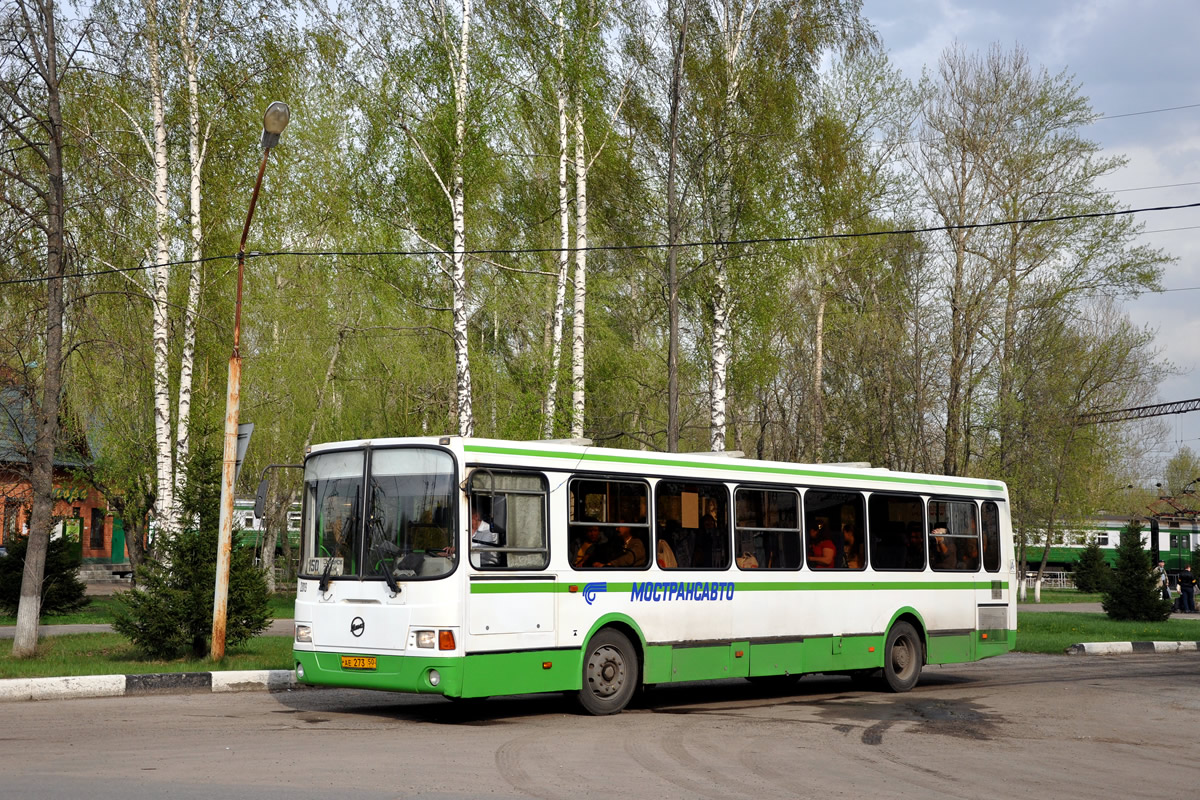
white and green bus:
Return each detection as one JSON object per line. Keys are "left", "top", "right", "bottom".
{"left": 292, "top": 436, "right": 1016, "bottom": 714}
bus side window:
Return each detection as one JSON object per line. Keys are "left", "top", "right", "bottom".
{"left": 734, "top": 487, "right": 801, "bottom": 569}
{"left": 804, "top": 490, "right": 864, "bottom": 571}
{"left": 656, "top": 481, "right": 730, "bottom": 570}
{"left": 568, "top": 478, "right": 651, "bottom": 570}
{"left": 981, "top": 502, "right": 1001, "bottom": 572}
{"left": 868, "top": 493, "right": 923, "bottom": 571}
{"left": 468, "top": 471, "right": 548, "bottom": 570}
{"left": 928, "top": 498, "right": 978, "bottom": 571}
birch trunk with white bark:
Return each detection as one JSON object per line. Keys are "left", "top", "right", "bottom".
{"left": 709, "top": 244, "right": 729, "bottom": 451}
{"left": 451, "top": 0, "right": 474, "bottom": 437}
{"left": 541, "top": 2, "right": 570, "bottom": 440}
{"left": 707, "top": 0, "right": 757, "bottom": 452}
{"left": 174, "top": 0, "right": 207, "bottom": 507}
{"left": 811, "top": 285, "right": 826, "bottom": 463}
{"left": 570, "top": 102, "right": 587, "bottom": 439}
{"left": 146, "top": 0, "right": 177, "bottom": 540}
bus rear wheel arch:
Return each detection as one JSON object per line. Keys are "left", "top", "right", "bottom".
{"left": 578, "top": 627, "right": 640, "bottom": 715}
{"left": 883, "top": 620, "right": 923, "bottom": 692}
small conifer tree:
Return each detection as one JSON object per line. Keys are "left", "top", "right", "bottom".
{"left": 112, "top": 445, "right": 269, "bottom": 658}
{"left": 0, "top": 535, "right": 87, "bottom": 616}
{"left": 1072, "top": 540, "right": 1113, "bottom": 594}
{"left": 1101, "top": 520, "right": 1172, "bottom": 621}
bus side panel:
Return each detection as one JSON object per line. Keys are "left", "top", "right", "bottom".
{"left": 668, "top": 643, "right": 732, "bottom": 682}
{"left": 460, "top": 649, "right": 580, "bottom": 697}
{"left": 747, "top": 641, "right": 805, "bottom": 677}
{"left": 926, "top": 631, "right": 973, "bottom": 664}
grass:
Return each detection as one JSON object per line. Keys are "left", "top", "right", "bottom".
{"left": 0, "top": 593, "right": 295, "bottom": 626}
{"left": 1017, "top": 588, "right": 1103, "bottom": 604}
{"left": 1015, "top": 610, "right": 1200, "bottom": 654}
{"left": 0, "top": 633, "right": 294, "bottom": 679}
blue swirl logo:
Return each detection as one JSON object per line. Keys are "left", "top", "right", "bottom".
{"left": 582, "top": 582, "right": 608, "bottom": 605}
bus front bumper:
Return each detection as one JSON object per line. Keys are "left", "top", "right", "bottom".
{"left": 293, "top": 650, "right": 464, "bottom": 696}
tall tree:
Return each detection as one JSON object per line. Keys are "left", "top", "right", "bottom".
{"left": 0, "top": 0, "right": 71, "bottom": 657}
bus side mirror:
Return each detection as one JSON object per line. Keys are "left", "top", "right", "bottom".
{"left": 254, "top": 478, "right": 269, "bottom": 519}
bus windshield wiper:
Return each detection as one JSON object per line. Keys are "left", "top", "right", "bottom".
{"left": 381, "top": 560, "right": 400, "bottom": 595}
{"left": 319, "top": 552, "right": 337, "bottom": 593}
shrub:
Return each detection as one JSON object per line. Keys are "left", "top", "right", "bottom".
{"left": 112, "top": 526, "right": 271, "bottom": 659}
{"left": 1073, "top": 540, "right": 1113, "bottom": 594}
{"left": 0, "top": 534, "right": 88, "bottom": 616}
{"left": 1101, "top": 521, "right": 1172, "bottom": 621}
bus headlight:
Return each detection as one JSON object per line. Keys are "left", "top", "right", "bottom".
{"left": 429, "top": 669, "right": 441, "bottom": 686}
{"left": 295, "top": 624, "right": 312, "bottom": 643}
{"left": 416, "top": 630, "right": 436, "bottom": 649}
{"left": 296, "top": 662, "right": 305, "bottom": 680}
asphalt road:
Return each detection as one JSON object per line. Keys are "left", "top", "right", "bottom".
{"left": 2, "top": 651, "right": 1198, "bottom": 799}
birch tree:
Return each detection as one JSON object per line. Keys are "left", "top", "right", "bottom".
{"left": 319, "top": 0, "right": 506, "bottom": 437}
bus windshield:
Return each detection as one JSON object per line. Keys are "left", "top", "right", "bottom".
{"left": 365, "top": 448, "right": 456, "bottom": 579}
{"left": 301, "top": 447, "right": 456, "bottom": 580}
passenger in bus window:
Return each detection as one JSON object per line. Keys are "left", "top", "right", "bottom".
{"left": 904, "top": 524, "right": 925, "bottom": 569}
{"left": 930, "top": 527, "right": 955, "bottom": 569}
{"left": 595, "top": 525, "right": 646, "bottom": 568}
{"left": 809, "top": 526, "right": 836, "bottom": 568}
{"left": 695, "top": 511, "right": 718, "bottom": 568}
{"left": 842, "top": 524, "right": 863, "bottom": 569}
{"left": 471, "top": 509, "right": 500, "bottom": 567}
{"left": 571, "top": 521, "right": 613, "bottom": 568}
{"left": 957, "top": 538, "right": 979, "bottom": 571}
{"left": 657, "top": 538, "right": 678, "bottom": 568}
{"left": 666, "top": 521, "right": 694, "bottom": 568}
{"left": 736, "top": 531, "right": 759, "bottom": 568}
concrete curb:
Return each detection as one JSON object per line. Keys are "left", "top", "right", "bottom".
{"left": 1065, "top": 641, "right": 1200, "bottom": 656}
{"left": 0, "top": 669, "right": 297, "bottom": 703}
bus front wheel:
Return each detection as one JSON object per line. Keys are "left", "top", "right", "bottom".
{"left": 578, "top": 628, "right": 639, "bottom": 715}
{"left": 883, "top": 622, "right": 922, "bottom": 693}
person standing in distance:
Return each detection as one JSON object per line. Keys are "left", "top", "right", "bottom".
{"left": 1177, "top": 564, "right": 1197, "bottom": 613}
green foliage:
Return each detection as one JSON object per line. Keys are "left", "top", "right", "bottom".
{"left": 0, "top": 536, "right": 88, "bottom": 617}
{"left": 1101, "top": 522, "right": 1172, "bottom": 622}
{"left": 1072, "top": 540, "right": 1113, "bottom": 594}
{"left": 112, "top": 527, "right": 270, "bottom": 659}
{"left": 113, "top": 442, "right": 269, "bottom": 658}
{"left": 1164, "top": 446, "right": 1200, "bottom": 497}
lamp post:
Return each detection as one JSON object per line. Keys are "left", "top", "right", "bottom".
{"left": 212, "top": 101, "right": 290, "bottom": 661}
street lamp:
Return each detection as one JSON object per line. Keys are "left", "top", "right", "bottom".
{"left": 212, "top": 102, "right": 290, "bottom": 662}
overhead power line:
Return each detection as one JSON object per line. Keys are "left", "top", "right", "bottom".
{"left": 1096, "top": 102, "right": 1200, "bottom": 121}
{"left": 1079, "top": 397, "right": 1200, "bottom": 425}
{"left": 2, "top": 199, "right": 1199, "bottom": 288}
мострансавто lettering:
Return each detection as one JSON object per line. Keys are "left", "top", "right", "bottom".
{"left": 629, "top": 581, "right": 735, "bottom": 602}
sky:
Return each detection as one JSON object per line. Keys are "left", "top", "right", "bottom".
{"left": 860, "top": 0, "right": 1200, "bottom": 481}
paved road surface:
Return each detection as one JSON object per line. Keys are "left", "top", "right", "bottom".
{"left": 2, "top": 651, "right": 1198, "bottom": 799}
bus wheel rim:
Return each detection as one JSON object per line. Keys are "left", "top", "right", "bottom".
{"left": 892, "top": 636, "right": 914, "bottom": 677}
{"left": 586, "top": 645, "right": 625, "bottom": 698}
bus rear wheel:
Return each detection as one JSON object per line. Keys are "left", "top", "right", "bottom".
{"left": 578, "top": 629, "right": 638, "bottom": 715}
{"left": 883, "top": 621, "right": 922, "bottom": 693}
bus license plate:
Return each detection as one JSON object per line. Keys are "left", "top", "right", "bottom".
{"left": 341, "top": 656, "right": 376, "bottom": 670}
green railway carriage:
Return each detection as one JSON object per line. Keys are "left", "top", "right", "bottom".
{"left": 1023, "top": 518, "right": 1197, "bottom": 572}
{"left": 292, "top": 437, "right": 1017, "bottom": 714}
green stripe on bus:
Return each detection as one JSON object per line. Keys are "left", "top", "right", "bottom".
{"left": 469, "top": 580, "right": 1006, "bottom": 594}
{"left": 463, "top": 443, "right": 1005, "bottom": 492}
